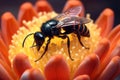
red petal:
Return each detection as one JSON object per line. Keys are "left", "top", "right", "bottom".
{"left": 95, "top": 8, "right": 114, "bottom": 37}
{"left": 63, "top": 0, "right": 85, "bottom": 17}
{"left": 20, "top": 68, "right": 45, "bottom": 80}
{"left": 97, "top": 56, "right": 120, "bottom": 80}
{"left": 74, "top": 54, "right": 99, "bottom": 78}
{"left": 44, "top": 55, "right": 70, "bottom": 80}
{"left": 1, "top": 12, "right": 19, "bottom": 46}
{"left": 35, "top": 0, "right": 53, "bottom": 12}
{"left": 74, "top": 75, "right": 90, "bottom": 80}
{"left": 13, "top": 53, "right": 32, "bottom": 78}
{"left": 18, "top": 2, "right": 38, "bottom": 27}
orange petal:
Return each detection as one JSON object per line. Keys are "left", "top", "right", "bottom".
{"left": 63, "top": 0, "right": 85, "bottom": 17}
{"left": 1, "top": 12, "right": 19, "bottom": 46}
{"left": 91, "top": 44, "right": 120, "bottom": 79}
{"left": 44, "top": 55, "right": 70, "bottom": 80}
{"left": 0, "top": 52, "right": 11, "bottom": 67}
{"left": 0, "top": 34, "right": 11, "bottom": 66}
{"left": 35, "top": 0, "right": 53, "bottom": 12}
{"left": 0, "top": 35, "right": 8, "bottom": 57}
{"left": 0, "top": 64, "right": 14, "bottom": 80}
{"left": 0, "top": 59, "right": 16, "bottom": 80}
{"left": 94, "top": 38, "right": 110, "bottom": 60}
{"left": 97, "top": 56, "right": 120, "bottom": 80}
{"left": 107, "top": 24, "right": 120, "bottom": 42}
{"left": 13, "top": 53, "right": 32, "bottom": 78}
{"left": 108, "top": 44, "right": 120, "bottom": 61}
{"left": 20, "top": 68, "right": 45, "bottom": 80}
{"left": 18, "top": 2, "right": 38, "bottom": 27}
{"left": 95, "top": 8, "right": 114, "bottom": 37}
{"left": 0, "top": 34, "right": 10, "bottom": 66}
{"left": 74, "top": 54, "right": 99, "bottom": 78}
{"left": 74, "top": 75, "right": 90, "bottom": 80}
{"left": 107, "top": 25, "right": 120, "bottom": 52}
{"left": 111, "top": 57, "right": 120, "bottom": 80}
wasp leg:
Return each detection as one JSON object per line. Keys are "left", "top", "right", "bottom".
{"left": 30, "top": 41, "right": 41, "bottom": 51}
{"left": 35, "top": 38, "right": 51, "bottom": 62}
{"left": 58, "top": 35, "right": 74, "bottom": 61}
{"left": 76, "top": 30, "right": 89, "bottom": 49}
{"left": 30, "top": 41, "right": 36, "bottom": 48}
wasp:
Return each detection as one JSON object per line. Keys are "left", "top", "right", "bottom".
{"left": 22, "top": 6, "right": 90, "bottom": 62}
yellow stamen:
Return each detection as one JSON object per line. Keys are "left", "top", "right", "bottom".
{"left": 9, "top": 12, "right": 101, "bottom": 75}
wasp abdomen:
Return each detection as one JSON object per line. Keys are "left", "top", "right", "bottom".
{"left": 79, "top": 24, "right": 90, "bottom": 37}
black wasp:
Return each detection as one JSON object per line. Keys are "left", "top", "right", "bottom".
{"left": 22, "top": 6, "right": 90, "bottom": 62}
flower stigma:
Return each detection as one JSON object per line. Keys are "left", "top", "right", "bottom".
{"left": 9, "top": 12, "right": 101, "bottom": 75}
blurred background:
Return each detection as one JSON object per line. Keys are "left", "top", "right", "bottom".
{"left": 0, "top": 0, "right": 120, "bottom": 79}
{"left": 0, "top": 0, "right": 120, "bottom": 28}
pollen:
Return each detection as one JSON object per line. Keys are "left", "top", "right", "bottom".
{"left": 9, "top": 12, "right": 101, "bottom": 74}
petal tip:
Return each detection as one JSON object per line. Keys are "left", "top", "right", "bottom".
{"left": 13, "top": 53, "right": 32, "bottom": 77}
{"left": 44, "top": 55, "right": 70, "bottom": 80}
{"left": 35, "top": 0, "right": 53, "bottom": 12}
{"left": 20, "top": 68, "right": 45, "bottom": 80}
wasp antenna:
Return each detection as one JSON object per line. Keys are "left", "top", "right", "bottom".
{"left": 22, "top": 33, "right": 34, "bottom": 47}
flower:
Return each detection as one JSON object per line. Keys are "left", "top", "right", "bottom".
{"left": 0, "top": 0, "right": 120, "bottom": 80}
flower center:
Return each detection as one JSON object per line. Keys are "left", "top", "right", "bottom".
{"left": 9, "top": 12, "right": 101, "bottom": 75}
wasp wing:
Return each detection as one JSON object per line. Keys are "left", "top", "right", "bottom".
{"left": 54, "top": 6, "right": 82, "bottom": 21}
{"left": 56, "top": 16, "right": 91, "bottom": 28}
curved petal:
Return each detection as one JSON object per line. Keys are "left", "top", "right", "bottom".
{"left": 1, "top": 12, "right": 19, "bottom": 46}
{"left": 63, "top": 0, "right": 85, "bottom": 17}
{"left": 95, "top": 8, "right": 114, "bottom": 37}
{"left": 94, "top": 38, "right": 110, "bottom": 60}
{"left": 73, "top": 75, "right": 90, "bottom": 80}
{"left": 91, "top": 44, "right": 120, "bottom": 79}
{"left": 20, "top": 68, "right": 45, "bottom": 80}
{"left": 0, "top": 52, "right": 10, "bottom": 67}
{"left": 109, "top": 44, "right": 120, "bottom": 61}
{"left": 13, "top": 53, "right": 32, "bottom": 78}
{"left": 44, "top": 55, "right": 70, "bottom": 80}
{"left": 35, "top": 0, "right": 53, "bottom": 12}
{"left": 97, "top": 56, "right": 120, "bottom": 80}
{"left": 111, "top": 56, "right": 120, "bottom": 80}
{"left": 0, "top": 59, "right": 16, "bottom": 80}
{"left": 74, "top": 54, "right": 99, "bottom": 78}
{"left": 107, "top": 24, "right": 120, "bottom": 42}
{"left": 18, "top": 2, "right": 38, "bottom": 27}
{"left": 0, "top": 35, "right": 8, "bottom": 57}
{"left": 0, "top": 64, "right": 14, "bottom": 80}
{"left": 107, "top": 25, "right": 120, "bottom": 52}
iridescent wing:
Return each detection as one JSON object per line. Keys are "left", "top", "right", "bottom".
{"left": 56, "top": 16, "right": 91, "bottom": 28}
{"left": 54, "top": 6, "right": 82, "bottom": 21}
